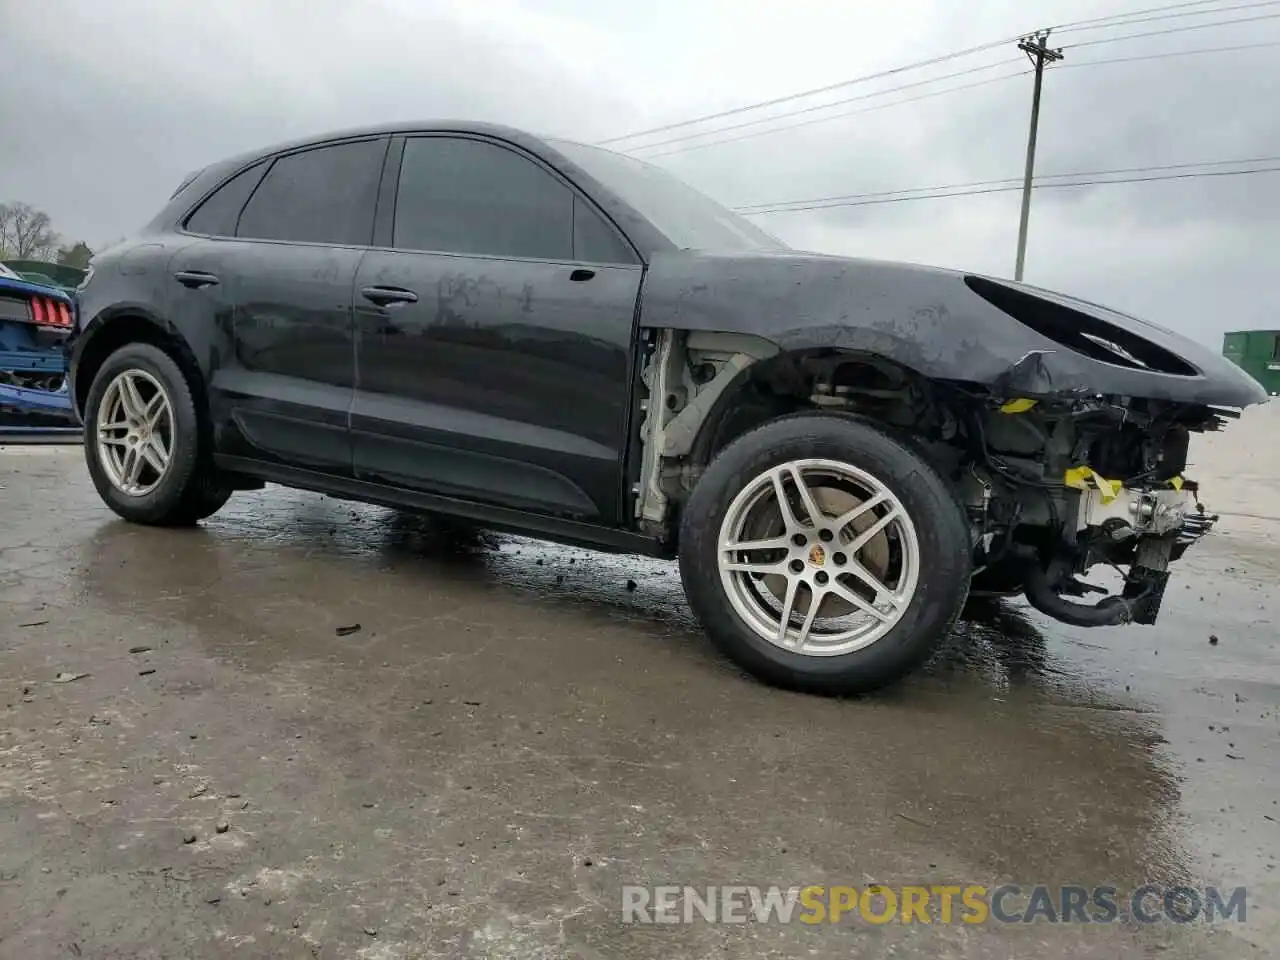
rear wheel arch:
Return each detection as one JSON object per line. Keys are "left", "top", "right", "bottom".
{"left": 75, "top": 312, "right": 208, "bottom": 440}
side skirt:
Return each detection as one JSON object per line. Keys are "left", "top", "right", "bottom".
{"left": 215, "top": 454, "right": 673, "bottom": 558}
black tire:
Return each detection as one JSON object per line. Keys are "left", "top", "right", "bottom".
{"left": 678, "top": 413, "right": 972, "bottom": 695}
{"left": 82, "top": 342, "right": 232, "bottom": 526}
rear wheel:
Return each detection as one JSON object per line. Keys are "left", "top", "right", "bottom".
{"left": 679, "top": 413, "right": 972, "bottom": 695}
{"left": 83, "top": 343, "right": 232, "bottom": 526}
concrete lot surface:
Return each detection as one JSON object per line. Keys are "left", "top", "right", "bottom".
{"left": 1, "top": 404, "right": 1277, "bottom": 958}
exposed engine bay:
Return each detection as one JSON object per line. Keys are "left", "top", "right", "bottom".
{"left": 951, "top": 392, "right": 1220, "bottom": 627}
{"left": 634, "top": 327, "right": 1231, "bottom": 629}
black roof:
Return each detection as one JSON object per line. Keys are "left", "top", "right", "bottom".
{"left": 158, "top": 120, "right": 676, "bottom": 257}
{"left": 225, "top": 120, "right": 557, "bottom": 167}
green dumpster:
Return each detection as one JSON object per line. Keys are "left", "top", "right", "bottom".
{"left": 1222, "top": 329, "right": 1280, "bottom": 396}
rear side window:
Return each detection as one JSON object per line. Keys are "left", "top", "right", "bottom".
{"left": 393, "top": 136, "right": 573, "bottom": 260}
{"left": 237, "top": 139, "right": 385, "bottom": 246}
{"left": 184, "top": 161, "right": 267, "bottom": 236}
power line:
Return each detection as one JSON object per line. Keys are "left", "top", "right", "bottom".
{"left": 635, "top": 70, "right": 1029, "bottom": 160}
{"left": 1053, "top": 0, "right": 1253, "bottom": 30}
{"left": 735, "top": 155, "right": 1280, "bottom": 211}
{"left": 633, "top": 35, "right": 1280, "bottom": 160}
{"left": 597, "top": 1, "right": 1274, "bottom": 150}
{"left": 1060, "top": 37, "right": 1280, "bottom": 66}
{"left": 595, "top": 35, "right": 1021, "bottom": 146}
{"left": 737, "top": 164, "right": 1280, "bottom": 215}
{"left": 623, "top": 58, "right": 1023, "bottom": 154}
{"left": 1057, "top": 0, "right": 1280, "bottom": 33}
{"left": 1068, "top": 10, "right": 1280, "bottom": 46}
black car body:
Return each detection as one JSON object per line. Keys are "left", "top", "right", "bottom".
{"left": 68, "top": 121, "right": 1266, "bottom": 694}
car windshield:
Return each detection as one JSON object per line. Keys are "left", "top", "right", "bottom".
{"left": 549, "top": 139, "right": 788, "bottom": 253}
{"left": 0, "top": 263, "right": 18, "bottom": 279}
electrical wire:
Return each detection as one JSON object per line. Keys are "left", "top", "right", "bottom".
{"left": 597, "top": 1, "right": 1276, "bottom": 152}
{"left": 635, "top": 70, "right": 1029, "bottom": 160}
{"left": 1067, "top": 9, "right": 1280, "bottom": 46}
{"left": 1056, "top": 0, "right": 1280, "bottom": 33}
{"left": 737, "top": 164, "right": 1280, "bottom": 215}
{"left": 734, "top": 155, "right": 1280, "bottom": 212}
{"left": 622, "top": 58, "right": 1022, "bottom": 154}
{"left": 1053, "top": 0, "right": 1250, "bottom": 30}
{"left": 596, "top": 1, "right": 1278, "bottom": 160}
{"left": 595, "top": 35, "right": 1021, "bottom": 146}
{"left": 632, "top": 35, "right": 1280, "bottom": 160}
{"left": 1060, "top": 37, "right": 1280, "bottom": 66}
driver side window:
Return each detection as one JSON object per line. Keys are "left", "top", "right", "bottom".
{"left": 393, "top": 136, "right": 635, "bottom": 264}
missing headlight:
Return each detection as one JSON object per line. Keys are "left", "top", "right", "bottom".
{"left": 964, "top": 275, "right": 1198, "bottom": 376}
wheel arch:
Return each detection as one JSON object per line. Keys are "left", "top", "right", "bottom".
{"left": 73, "top": 309, "right": 207, "bottom": 429}
{"left": 633, "top": 327, "right": 967, "bottom": 542}
{"left": 684, "top": 344, "right": 953, "bottom": 469}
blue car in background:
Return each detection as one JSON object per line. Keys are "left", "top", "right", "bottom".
{"left": 0, "top": 262, "right": 79, "bottom": 431}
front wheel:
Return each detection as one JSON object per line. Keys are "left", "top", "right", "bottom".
{"left": 83, "top": 342, "right": 232, "bottom": 526}
{"left": 678, "top": 414, "right": 972, "bottom": 695}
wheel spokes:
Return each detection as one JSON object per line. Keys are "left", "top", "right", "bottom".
{"left": 769, "top": 470, "right": 802, "bottom": 531}
{"left": 775, "top": 577, "right": 801, "bottom": 643}
{"left": 832, "top": 490, "right": 889, "bottom": 535}
{"left": 827, "top": 579, "right": 893, "bottom": 623}
{"left": 143, "top": 391, "right": 167, "bottom": 429}
{"left": 96, "top": 369, "right": 174, "bottom": 497}
{"left": 119, "top": 374, "right": 146, "bottom": 420}
{"left": 723, "top": 558, "right": 789, "bottom": 576}
{"left": 121, "top": 445, "right": 146, "bottom": 490}
{"left": 722, "top": 534, "right": 793, "bottom": 553}
{"left": 786, "top": 464, "right": 826, "bottom": 527}
{"left": 845, "top": 506, "right": 900, "bottom": 555}
{"left": 717, "top": 457, "right": 920, "bottom": 656}
{"left": 141, "top": 438, "right": 168, "bottom": 475}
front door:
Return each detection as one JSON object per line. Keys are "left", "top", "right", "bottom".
{"left": 194, "top": 136, "right": 387, "bottom": 472}
{"left": 352, "top": 134, "right": 643, "bottom": 523}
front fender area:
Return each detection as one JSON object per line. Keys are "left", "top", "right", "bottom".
{"left": 638, "top": 251, "right": 1265, "bottom": 408}
{"left": 638, "top": 251, "right": 1039, "bottom": 383}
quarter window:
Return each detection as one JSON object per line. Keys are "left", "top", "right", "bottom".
{"left": 237, "top": 139, "right": 385, "bottom": 246}
{"left": 184, "top": 161, "right": 267, "bottom": 237}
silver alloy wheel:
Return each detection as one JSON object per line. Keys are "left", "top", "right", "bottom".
{"left": 717, "top": 458, "right": 921, "bottom": 656}
{"left": 95, "top": 369, "right": 175, "bottom": 497}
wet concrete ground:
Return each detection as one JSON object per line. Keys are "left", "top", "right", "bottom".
{"left": 1, "top": 406, "right": 1277, "bottom": 959}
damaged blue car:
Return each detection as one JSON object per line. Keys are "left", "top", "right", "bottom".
{"left": 0, "top": 262, "right": 78, "bottom": 430}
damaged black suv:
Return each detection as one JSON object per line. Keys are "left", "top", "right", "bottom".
{"left": 68, "top": 121, "right": 1266, "bottom": 695}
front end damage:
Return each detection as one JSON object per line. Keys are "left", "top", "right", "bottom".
{"left": 631, "top": 258, "right": 1265, "bottom": 632}
{"left": 957, "top": 392, "right": 1228, "bottom": 627}
{"left": 632, "top": 326, "right": 1246, "bottom": 632}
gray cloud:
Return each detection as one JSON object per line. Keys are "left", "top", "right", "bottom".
{"left": 2, "top": 0, "right": 1277, "bottom": 346}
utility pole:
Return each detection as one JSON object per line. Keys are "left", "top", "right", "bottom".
{"left": 1014, "top": 31, "right": 1063, "bottom": 282}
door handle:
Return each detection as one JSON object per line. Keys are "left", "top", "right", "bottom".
{"left": 174, "top": 270, "right": 220, "bottom": 289}
{"left": 570, "top": 268, "right": 595, "bottom": 282}
{"left": 361, "top": 285, "right": 419, "bottom": 306}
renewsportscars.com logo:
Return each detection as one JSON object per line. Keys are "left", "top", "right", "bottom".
{"left": 621, "top": 884, "right": 1248, "bottom": 925}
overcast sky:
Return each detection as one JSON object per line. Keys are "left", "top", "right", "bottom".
{"left": 2, "top": 0, "right": 1277, "bottom": 346}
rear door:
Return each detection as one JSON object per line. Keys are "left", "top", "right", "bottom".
{"left": 351, "top": 134, "right": 643, "bottom": 523}
{"left": 180, "top": 136, "right": 388, "bottom": 473}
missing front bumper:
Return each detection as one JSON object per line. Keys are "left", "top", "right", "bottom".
{"left": 1025, "top": 482, "right": 1220, "bottom": 628}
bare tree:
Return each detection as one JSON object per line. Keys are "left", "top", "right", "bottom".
{"left": 57, "top": 241, "right": 94, "bottom": 269}
{"left": 0, "top": 202, "right": 60, "bottom": 260}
